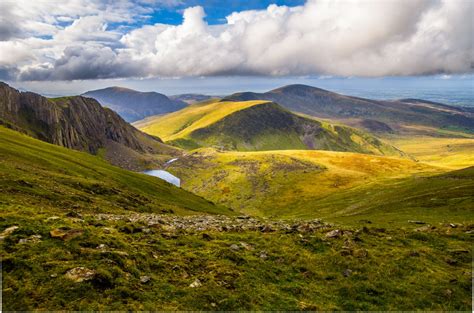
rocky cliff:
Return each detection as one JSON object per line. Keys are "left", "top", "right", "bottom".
{"left": 0, "top": 82, "right": 163, "bottom": 155}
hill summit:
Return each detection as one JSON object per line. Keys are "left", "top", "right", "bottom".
{"left": 137, "top": 99, "right": 404, "bottom": 157}
{"left": 222, "top": 84, "right": 474, "bottom": 134}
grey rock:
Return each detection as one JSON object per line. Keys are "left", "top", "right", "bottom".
{"left": 189, "top": 278, "right": 202, "bottom": 288}
{"left": 325, "top": 229, "right": 343, "bottom": 238}
{"left": 0, "top": 226, "right": 19, "bottom": 240}
{"left": 65, "top": 267, "right": 96, "bottom": 282}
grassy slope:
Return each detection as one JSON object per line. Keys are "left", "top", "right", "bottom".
{"left": 135, "top": 100, "right": 269, "bottom": 141}
{"left": 166, "top": 149, "right": 465, "bottom": 224}
{"left": 304, "top": 166, "right": 474, "bottom": 225}
{"left": 137, "top": 100, "right": 404, "bottom": 157}
{"left": 2, "top": 213, "right": 471, "bottom": 310}
{"left": 1, "top": 129, "right": 472, "bottom": 311}
{"left": 0, "top": 126, "right": 230, "bottom": 216}
{"left": 388, "top": 136, "right": 474, "bottom": 169}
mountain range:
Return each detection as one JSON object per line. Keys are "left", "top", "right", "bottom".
{"left": 221, "top": 84, "right": 474, "bottom": 134}
{"left": 1, "top": 80, "right": 472, "bottom": 311}
{"left": 82, "top": 87, "right": 187, "bottom": 122}
{"left": 136, "top": 99, "right": 404, "bottom": 156}
{"left": 0, "top": 83, "right": 177, "bottom": 170}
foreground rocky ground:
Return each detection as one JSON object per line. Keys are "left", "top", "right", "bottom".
{"left": 94, "top": 213, "right": 332, "bottom": 233}
{"left": 1, "top": 210, "right": 472, "bottom": 310}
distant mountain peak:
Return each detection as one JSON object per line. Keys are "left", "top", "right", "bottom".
{"left": 221, "top": 84, "right": 474, "bottom": 134}
{"left": 270, "top": 84, "right": 332, "bottom": 94}
{"left": 82, "top": 87, "right": 186, "bottom": 122}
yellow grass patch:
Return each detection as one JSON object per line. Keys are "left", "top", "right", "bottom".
{"left": 390, "top": 137, "right": 474, "bottom": 169}
{"left": 135, "top": 100, "right": 270, "bottom": 141}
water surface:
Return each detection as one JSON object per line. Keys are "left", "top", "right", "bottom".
{"left": 143, "top": 170, "right": 180, "bottom": 187}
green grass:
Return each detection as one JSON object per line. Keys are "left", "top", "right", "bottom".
{"left": 0, "top": 126, "right": 230, "bottom": 216}
{"left": 137, "top": 100, "right": 404, "bottom": 157}
{"left": 167, "top": 149, "right": 473, "bottom": 226}
{"left": 288, "top": 167, "right": 474, "bottom": 226}
{"left": 388, "top": 136, "right": 474, "bottom": 169}
{"left": 135, "top": 100, "right": 269, "bottom": 141}
{"left": 1, "top": 124, "right": 473, "bottom": 311}
{"left": 2, "top": 211, "right": 472, "bottom": 310}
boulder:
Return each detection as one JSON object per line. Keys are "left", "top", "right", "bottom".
{"left": 65, "top": 267, "right": 96, "bottom": 282}
{"left": 0, "top": 226, "right": 19, "bottom": 240}
{"left": 189, "top": 278, "right": 202, "bottom": 288}
{"left": 325, "top": 229, "right": 343, "bottom": 238}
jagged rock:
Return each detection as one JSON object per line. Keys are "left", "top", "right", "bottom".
{"left": 0, "top": 82, "right": 164, "bottom": 164}
{"left": 325, "top": 229, "right": 342, "bottom": 238}
{"left": 65, "top": 267, "right": 96, "bottom": 282}
{"left": 93, "top": 213, "right": 333, "bottom": 234}
{"left": 189, "top": 278, "right": 202, "bottom": 288}
{"left": 50, "top": 228, "right": 84, "bottom": 241}
{"left": 96, "top": 244, "right": 107, "bottom": 250}
{"left": 140, "top": 276, "right": 151, "bottom": 284}
{"left": 18, "top": 235, "right": 42, "bottom": 244}
{"left": 0, "top": 226, "right": 19, "bottom": 240}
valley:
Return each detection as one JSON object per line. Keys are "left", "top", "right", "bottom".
{"left": 1, "top": 82, "right": 472, "bottom": 311}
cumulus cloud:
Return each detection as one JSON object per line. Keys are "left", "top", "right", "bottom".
{"left": 1, "top": 0, "right": 473, "bottom": 81}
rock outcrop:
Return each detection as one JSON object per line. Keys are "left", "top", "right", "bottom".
{"left": 0, "top": 82, "right": 163, "bottom": 155}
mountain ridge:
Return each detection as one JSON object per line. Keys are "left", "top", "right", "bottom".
{"left": 138, "top": 99, "right": 405, "bottom": 157}
{"left": 83, "top": 86, "right": 186, "bottom": 122}
{"left": 0, "top": 82, "right": 177, "bottom": 169}
{"left": 221, "top": 84, "right": 474, "bottom": 134}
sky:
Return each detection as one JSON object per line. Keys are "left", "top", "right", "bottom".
{"left": 0, "top": 0, "right": 473, "bottom": 101}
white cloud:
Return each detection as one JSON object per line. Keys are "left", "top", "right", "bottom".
{"left": 0, "top": 0, "right": 473, "bottom": 81}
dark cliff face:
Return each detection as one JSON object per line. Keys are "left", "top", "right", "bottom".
{"left": 0, "top": 82, "right": 162, "bottom": 154}
{"left": 82, "top": 87, "right": 186, "bottom": 122}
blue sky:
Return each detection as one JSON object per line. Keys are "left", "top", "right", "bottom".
{"left": 1, "top": 0, "right": 472, "bottom": 103}
{"left": 147, "top": 0, "right": 306, "bottom": 25}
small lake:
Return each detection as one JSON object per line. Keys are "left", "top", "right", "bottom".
{"left": 143, "top": 170, "right": 181, "bottom": 187}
